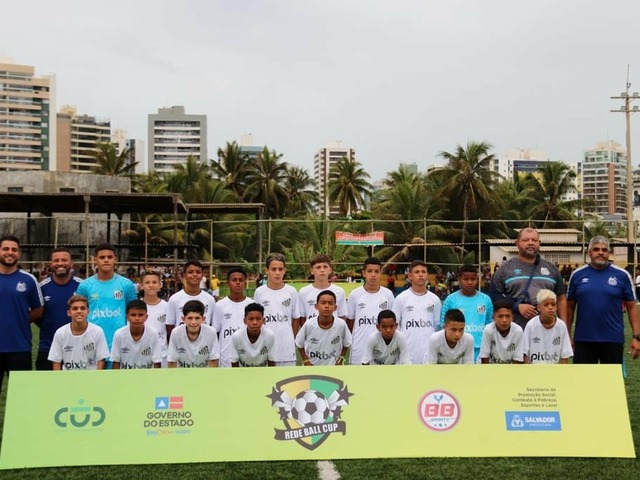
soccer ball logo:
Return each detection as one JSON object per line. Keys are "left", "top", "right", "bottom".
{"left": 292, "top": 390, "right": 330, "bottom": 426}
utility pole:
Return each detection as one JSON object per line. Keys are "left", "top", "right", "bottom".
{"left": 610, "top": 66, "right": 639, "bottom": 244}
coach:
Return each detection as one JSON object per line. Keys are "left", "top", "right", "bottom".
{"left": 566, "top": 236, "right": 640, "bottom": 363}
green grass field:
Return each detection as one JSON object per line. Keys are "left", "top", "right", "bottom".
{"left": 1, "top": 318, "right": 639, "bottom": 479}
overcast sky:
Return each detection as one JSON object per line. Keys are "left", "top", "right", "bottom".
{"left": 2, "top": 0, "right": 640, "bottom": 181}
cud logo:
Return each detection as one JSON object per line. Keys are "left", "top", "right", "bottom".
{"left": 54, "top": 399, "right": 106, "bottom": 428}
{"left": 267, "top": 375, "right": 354, "bottom": 451}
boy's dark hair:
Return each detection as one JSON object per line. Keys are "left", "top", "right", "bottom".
{"left": 377, "top": 309, "right": 397, "bottom": 324}
{"left": 94, "top": 242, "right": 115, "bottom": 255}
{"left": 126, "top": 299, "right": 148, "bottom": 313}
{"left": 0, "top": 234, "right": 20, "bottom": 247}
{"left": 316, "top": 289, "right": 337, "bottom": 303}
{"left": 265, "top": 252, "right": 285, "bottom": 268}
{"left": 50, "top": 246, "right": 72, "bottom": 258}
{"left": 444, "top": 308, "right": 465, "bottom": 324}
{"left": 458, "top": 264, "right": 478, "bottom": 275}
{"left": 244, "top": 302, "right": 264, "bottom": 316}
{"left": 182, "top": 300, "right": 205, "bottom": 316}
{"left": 493, "top": 298, "right": 515, "bottom": 312}
{"left": 184, "top": 259, "right": 203, "bottom": 271}
{"left": 141, "top": 270, "right": 162, "bottom": 281}
{"left": 67, "top": 294, "right": 88, "bottom": 308}
{"left": 310, "top": 253, "right": 332, "bottom": 267}
{"left": 227, "top": 266, "right": 247, "bottom": 280}
{"left": 408, "top": 260, "right": 428, "bottom": 272}
{"left": 363, "top": 257, "right": 381, "bottom": 269}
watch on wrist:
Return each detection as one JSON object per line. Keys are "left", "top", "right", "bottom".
{"left": 632, "top": 334, "right": 640, "bottom": 342}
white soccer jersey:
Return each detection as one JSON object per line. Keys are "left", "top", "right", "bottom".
{"left": 253, "top": 284, "right": 301, "bottom": 363}
{"left": 111, "top": 325, "right": 163, "bottom": 368}
{"left": 146, "top": 300, "right": 168, "bottom": 358}
{"left": 479, "top": 322, "right": 525, "bottom": 364}
{"left": 229, "top": 327, "right": 276, "bottom": 367}
{"left": 48, "top": 323, "right": 109, "bottom": 370}
{"left": 392, "top": 288, "right": 442, "bottom": 365}
{"left": 523, "top": 316, "right": 573, "bottom": 364}
{"left": 424, "top": 330, "right": 475, "bottom": 365}
{"left": 167, "top": 324, "right": 220, "bottom": 368}
{"left": 361, "top": 330, "right": 410, "bottom": 365}
{"left": 346, "top": 285, "right": 395, "bottom": 365}
{"left": 298, "top": 283, "right": 348, "bottom": 320}
{"left": 295, "top": 317, "right": 352, "bottom": 366}
{"left": 211, "top": 296, "right": 254, "bottom": 367}
{"left": 166, "top": 289, "right": 216, "bottom": 326}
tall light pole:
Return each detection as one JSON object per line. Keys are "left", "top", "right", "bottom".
{"left": 610, "top": 66, "right": 639, "bottom": 243}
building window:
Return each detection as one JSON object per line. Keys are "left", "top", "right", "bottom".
{"left": 59, "top": 187, "right": 76, "bottom": 193}
{"left": 7, "top": 186, "right": 23, "bottom": 192}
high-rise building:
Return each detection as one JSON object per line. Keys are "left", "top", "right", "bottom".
{"left": 0, "top": 61, "right": 56, "bottom": 171}
{"left": 113, "top": 128, "right": 146, "bottom": 175}
{"left": 314, "top": 140, "right": 355, "bottom": 218}
{"left": 147, "top": 106, "right": 207, "bottom": 173}
{"left": 56, "top": 105, "right": 111, "bottom": 172}
{"left": 582, "top": 141, "right": 627, "bottom": 216}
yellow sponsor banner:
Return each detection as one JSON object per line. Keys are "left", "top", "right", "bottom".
{"left": 0, "top": 365, "right": 635, "bottom": 469}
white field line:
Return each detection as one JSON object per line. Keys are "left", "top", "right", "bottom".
{"left": 317, "top": 460, "right": 341, "bottom": 480}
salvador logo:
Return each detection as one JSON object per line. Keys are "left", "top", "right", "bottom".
{"left": 54, "top": 399, "right": 106, "bottom": 428}
{"left": 267, "top": 375, "right": 354, "bottom": 450}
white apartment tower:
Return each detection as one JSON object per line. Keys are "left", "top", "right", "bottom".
{"left": 0, "top": 61, "right": 56, "bottom": 171}
{"left": 147, "top": 106, "right": 207, "bottom": 173}
{"left": 582, "top": 141, "right": 627, "bottom": 216}
{"left": 314, "top": 141, "right": 356, "bottom": 218}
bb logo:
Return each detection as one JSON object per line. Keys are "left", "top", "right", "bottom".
{"left": 417, "top": 390, "right": 460, "bottom": 432}
{"left": 54, "top": 399, "right": 106, "bottom": 428}
{"left": 267, "top": 375, "right": 354, "bottom": 451}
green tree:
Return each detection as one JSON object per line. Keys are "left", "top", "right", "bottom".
{"left": 244, "top": 147, "right": 290, "bottom": 218}
{"left": 524, "top": 161, "right": 582, "bottom": 228}
{"left": 284, "top": 165, "right": 318, "bottom": 217}
{"left": 328, "top": 157, "right": 373, "bottom": 218}
{"left": 430, "top": 141, "right": 501, "bottom": 246}
{"left": 166, "top": 155, "right": 212, "bottom": 202}
{"left": 91, "top": 142, "right": 137, "bottom": 176}
{"left": 212, "top": 141, "right": 250, "bottom": 199}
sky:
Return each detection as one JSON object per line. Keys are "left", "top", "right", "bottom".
{"left": 2, "top": 0, "right": 640, "bottom": 181}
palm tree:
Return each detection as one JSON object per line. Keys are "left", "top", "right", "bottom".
{"left": 284, "top": 165, "right": 318, "bottom": 217}
{"left": 430, "top": 141, "right": 501, "bottom": 246}
{"left": 524, "top": 161, "right": 582, "bottom": 228}
{"left": 212, "top": 141, "right": 250, "bottom": 199}
{"left": 328, "top": 157, "right": 373, "bottom": 218}
{"left": 244, "top": 147, "right": 290, "bottom": 218}
{"left": 383, "top": 164, "right": 420, "bottom": 188}
{"left": 91, "top": 142, "right": 137, "bottom": 176}
{"left": 166, "top": 155, "right": 212, "bottom": 202}
{"left": 131, "top": 171, "right": 168, "bottom": 194}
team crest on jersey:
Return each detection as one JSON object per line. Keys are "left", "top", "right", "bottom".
{"left": 540, "top": 267, "right": 550, "bottom": 275}
{"left": 476, "top": 305, "right": 486, "bottom": 314}
{"left": 379, "top": 301, "right": 388, "bottom": 309}
{"left": 282, "top": 298, "right": 292, "bottom": 307}
{"left": 15, "top": 282, "right": 26, "bottom": 292}
{"left": 608, "top": 277, "right": 617, "bottom": 286}
{"left": 426, "top": 304, "right": 435, "bottom": 313}
{"left": 267, "top": 375, "right": 353, "bottom": 451}
{"left": 552, "top": 336, "right": 561, "bottom": 346}
{"left": 113, "top": 290, "right": 124, "bottom": 300}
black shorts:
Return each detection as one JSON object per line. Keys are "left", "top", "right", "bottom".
{"left": 0, "top": 351, "right": 32, "bottom": 391}
{"left": 573, "top": 342, "right": 624, "bottom": 364}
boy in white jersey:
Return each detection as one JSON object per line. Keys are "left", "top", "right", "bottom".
{"left": 166, "top": 260, "right": 216, "bottom": 337}
{"left": 212, "top": 267, "right": 254, "bottom": 367}
{"left": 230, "top": 303, "right": 276, "bottom": 367}
{"left": 441, "top": 265, "right": 493, "bottom": 362}
{"left": 49, "top": 295, "right": 109, "bottom": 370}
{"left": 112, "top": 300, "right": 162, "bottom": 369}
{"left": 524, "top": 290, "right": 573, "bottom": 364}
{"left": 479, "top": 299, "right": 524, "bottom": 364}
{"left": 425, "top": 309, "right": 474, "bottom": 364}
{"left": 253, "top": 253, "right": 302, "bottom": 366}
{"left": 167, "top": 300, "right": 219, "bottom": 368}
{"left": 362, "top": 310, "right": 410, "bottom": 365}
{"left": 392, "top": 260, "right": 442, "bottom": 364}
{"left": 347, "top": 257, "right": 395, "bottom": 365}
{"left": 298, "top": 254, "right": 347, "bottom": 325}
{"left": 141, "top": 271, "right": 169, "bottom": 367}
{"left": 296, "top": 290, "right": 352, "bottom": 366}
